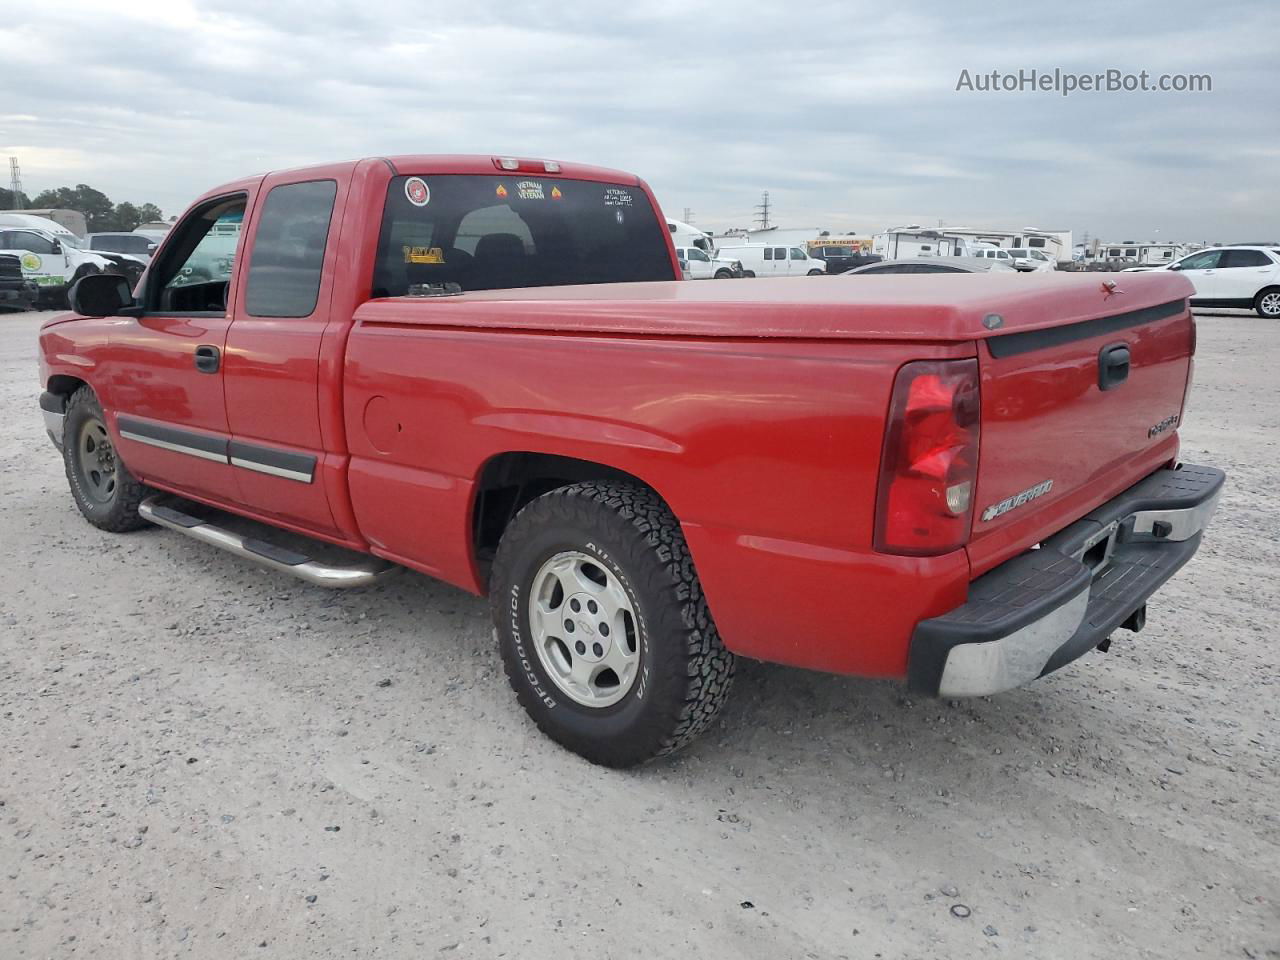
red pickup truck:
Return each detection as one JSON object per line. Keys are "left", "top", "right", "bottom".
{"left": 38, "top": 155, "right": 1224, "bottom": 766}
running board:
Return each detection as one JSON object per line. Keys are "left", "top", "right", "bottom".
{"left": 138, "top": 496, "right": 396, "bottom": 588}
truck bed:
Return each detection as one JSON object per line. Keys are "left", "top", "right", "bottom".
{"left": 354, "top": 271, "right": 1193, "bottom": 343}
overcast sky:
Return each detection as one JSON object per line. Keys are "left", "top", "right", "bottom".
{"left": 3, "top": 0, "right": 1275, "bottom": 243}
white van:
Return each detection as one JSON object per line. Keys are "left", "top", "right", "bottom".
{"left": 971, "top": 247, "right": 1016, "bottom": 266}
{"left": 716, "top": 244, "right": 826, "bottom": 278}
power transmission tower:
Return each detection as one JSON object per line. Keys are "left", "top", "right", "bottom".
{"left": 754, "top": 191, "right": 771, "bottom": 230}
{"left": 8, "top": 157, "right": 23, "bottom": 208}
{"left": 682, "top": 207, "right": 694, "bottom": 223}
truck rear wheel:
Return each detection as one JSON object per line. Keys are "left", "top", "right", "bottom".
{"left": 63, "top": 386, "right": 151, "bottom": 532}
{"left": 490, "top": 481, "right": 735, "bottom": 767}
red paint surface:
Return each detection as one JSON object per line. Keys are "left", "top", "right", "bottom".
{"left": 38, "top": 155, "right": 1198, "bottom": 679}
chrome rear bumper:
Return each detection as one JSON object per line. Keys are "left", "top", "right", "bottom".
{"left": 909, "top": 464, "right": 1225, "bottom": 697}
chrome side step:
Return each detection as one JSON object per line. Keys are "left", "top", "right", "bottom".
{"left": 138, "top": 496, "right": 396, "bottom": 588}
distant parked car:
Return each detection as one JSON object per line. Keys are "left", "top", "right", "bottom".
{"left": 0, "top": 253, "right": 39, "bottom": 311}
{"left": 674, "top": 246, "right": 742, "bottom": 279}
{"left": 809, "top": 245, "right": 882, "bottom": 274}
{"left": 845, "top": 256, "right": 1018, "bottom": 275}
{"left": 1007, "top": 248, "right": 1057, "bottom": 272}
{"left": 87, "top": 232, "right": 159, "bottom": 265}
{"left": 716, "top": 244, "right": 826, "bottom": 277}
{"left": 1122, "top": 246, "right": 1280, "bottom": 318}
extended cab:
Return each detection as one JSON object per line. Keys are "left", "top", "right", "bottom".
{"left": 39, "top": 155, "right": 1224, "bottom": 766}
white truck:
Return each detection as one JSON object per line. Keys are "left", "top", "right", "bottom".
{"left": 0, "top": 213, "right": 148, "bottom": 306}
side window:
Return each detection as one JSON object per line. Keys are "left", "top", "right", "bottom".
{"left": 1124, "top": 248, "right": 1138, "bottom": 258}
{"left": 1221, "top": 249, "right": 1270, "bottom": 268}
{"left": 1178, "top": 250, "right": 1222, "bottom": 270}
{"left": 764, "top": 248, "right": 773, "bottom": 260}
{"left": 773, "top": 247, "right": 786, "bottom": 260}
{"left": 790, "top": 247, "right": 806, "bottom": 260}
{"left": 244, "top": 180, "right": 338, "bottom": 318}
{"left": 1028, "top": 238, "right": 1045, "bottom": 248}
{"left": 148, "top": 195, "right": 248, "bottom": 313}
{"left": 689, "top": 249, "right": 710, "bottom": 262}
{"left": 9, "top": 231, "right": 57, "bottom": 254}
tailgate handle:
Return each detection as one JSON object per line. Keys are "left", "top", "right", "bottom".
{"left": 1098, "top": 343, "right": 1130, "bottom": 391}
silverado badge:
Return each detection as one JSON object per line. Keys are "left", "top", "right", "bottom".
{"left": 1148, "top": 414, "right": 1179, "bottom": 438}
{"left": 981, "top": 479, "right": 1054, "bottom": 523}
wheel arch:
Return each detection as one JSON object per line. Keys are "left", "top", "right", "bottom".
{"left": 470, "top": 451, "right": 673, "bottom": 586}
{"left": 1255, "top": 285, "right": 1280, "bottom": 317}
{"left": 47, "top": 373, "right": 89, "bottom": 397}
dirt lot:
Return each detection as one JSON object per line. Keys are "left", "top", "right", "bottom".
{"left": 1, "top": 308, "right": 1276, "bottom": 959}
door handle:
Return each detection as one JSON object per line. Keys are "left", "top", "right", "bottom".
{"left": 194, "top": 345, "right": 220, "bottom": 374}
{"left": 1098, "top": 343, "right": 1130, "bottom": 391}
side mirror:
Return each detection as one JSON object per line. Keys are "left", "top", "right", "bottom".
{"left": 147, "top": 243, "right": 158, "bottom": 255}
{"left": 51, "top": 241, "right": 63, "bottom": 254}
{"left": 70, "top": 273, "right": 135, "bottom": 317}
{"left": 1167, "top": 263, "right": 1181, "bottom": 271}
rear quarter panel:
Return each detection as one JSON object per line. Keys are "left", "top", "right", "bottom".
{"left": 343, "top": 319, "right": 974, "bottom": 676}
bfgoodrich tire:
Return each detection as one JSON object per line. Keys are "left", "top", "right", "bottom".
{"left": 490, "top": 481, "right": 735, "bottom": 767}
{"left": 63, "top": 386, "right": 152, "bottom": 532}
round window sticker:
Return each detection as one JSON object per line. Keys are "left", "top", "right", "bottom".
{"left": 20, "top": 253, "right": 41, "bottom": 271}
{"left": 404, "top": 177, "right": 430, "bottom": 207}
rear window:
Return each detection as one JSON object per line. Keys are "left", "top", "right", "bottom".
{"left": 372, "top": 175, "right": 673, "bottom": 296}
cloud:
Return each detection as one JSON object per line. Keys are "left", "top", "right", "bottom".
{"left": 1, "top": 0, "right": 1275, "bottom": 242}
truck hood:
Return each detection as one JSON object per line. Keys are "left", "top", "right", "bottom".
{"left": 357, "top": 272, "right": 1195, "bottom": 342}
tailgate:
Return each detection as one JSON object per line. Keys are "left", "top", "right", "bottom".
{"left": 967, "top": 297, "right": 1195, "bottom": 575}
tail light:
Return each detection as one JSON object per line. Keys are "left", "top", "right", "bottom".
{"left": 874, "top": 359, "right": 981, "bottom": 556}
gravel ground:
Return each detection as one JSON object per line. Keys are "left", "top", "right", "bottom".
{"left": 1, "top": 308, "right": 1276, "bottom": 959}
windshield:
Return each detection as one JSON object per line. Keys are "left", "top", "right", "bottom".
{"left": 373, "top": 174, "right": 674, "bottom": 296}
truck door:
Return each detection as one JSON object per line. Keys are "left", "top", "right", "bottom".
{"left": 108, "top": 193, "right": 251, "bottom": 505}
{"left": 223, "top": 174, "right": 346, "bottom": 537}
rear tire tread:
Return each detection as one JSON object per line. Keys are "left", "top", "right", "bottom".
{"left": 491, "top": 481, "right": 735, "bottom": 765}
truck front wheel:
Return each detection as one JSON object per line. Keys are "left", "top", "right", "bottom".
{"left": 490, "top": 481, "right": 735, "bottom": 767}
{"left": 63, "top": 386, "right": 152, "bottom": 532}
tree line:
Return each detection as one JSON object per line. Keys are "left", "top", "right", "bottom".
{"left": 0, "top": 184, "right": 165, "bottom": 233}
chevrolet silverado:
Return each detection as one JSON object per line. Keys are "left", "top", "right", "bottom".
{"left": 38, "top": 155, "right": 1224, "bottom": 766}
